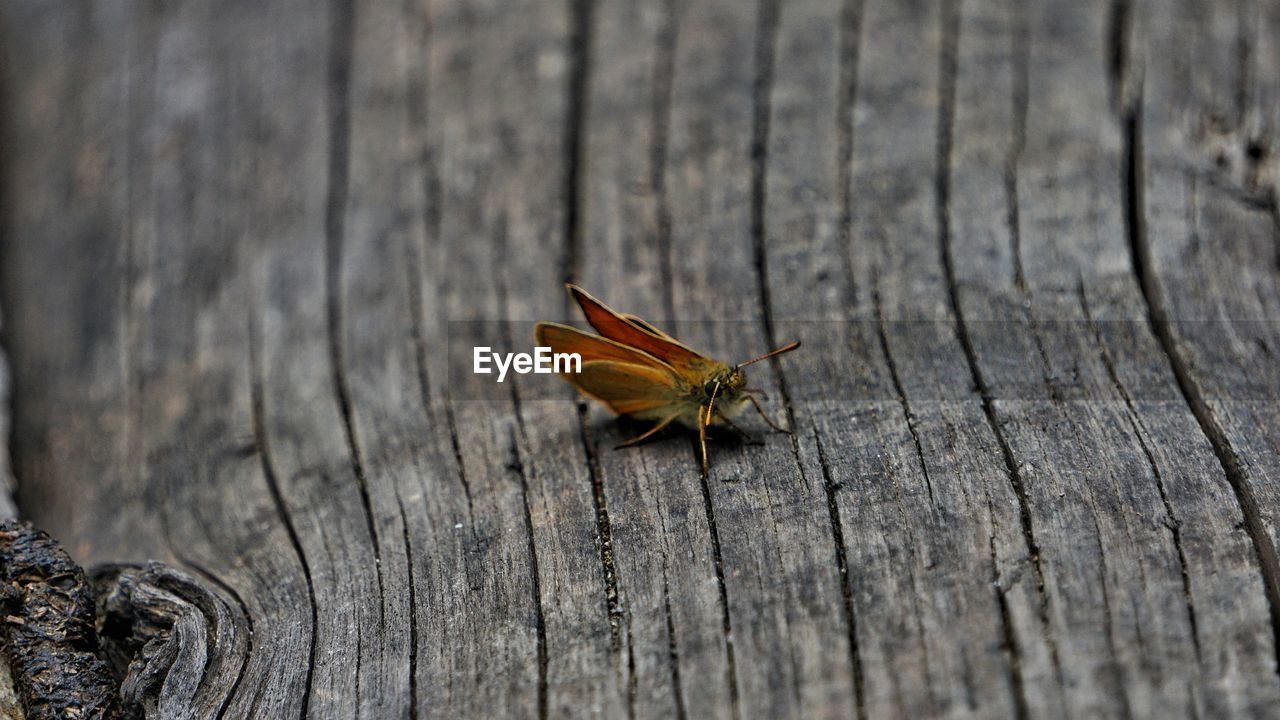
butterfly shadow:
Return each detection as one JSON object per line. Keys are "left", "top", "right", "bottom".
{"left": 606, "top": 415, "right": 767, "bottom": 452}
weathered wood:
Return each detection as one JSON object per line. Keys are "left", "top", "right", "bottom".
{"left": 2, "top": 0, "right": 1280, "bottom": 717}
{"left": 0, "top": 522, "right": 117, "bottom": 719}
{"left": 947, "top": 1, "right": 1279, "bottom": 717}
{"left": 764, "top": 0, "right": 1040, "bottom": 717}
{"left": 93, "top": 562, "right": 248, "bottom": 720}
{"left": 1130, "top": 1, "right": 1280, "bottom": 716}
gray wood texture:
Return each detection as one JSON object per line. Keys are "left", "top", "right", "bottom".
{"left": 1, "top": 0, "right": 1279, "bottom": 717}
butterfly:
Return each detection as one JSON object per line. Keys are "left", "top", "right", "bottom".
{"left": 534, "top": 285, "right": 800, "bottom": 474}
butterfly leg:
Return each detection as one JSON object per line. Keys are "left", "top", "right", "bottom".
{"left": 716, "top": 411, "right": 765, "bottom": 446}
{"left": 747, "top": 394, "right": 791, "bottom": 434}
{"left": 614, "top": 414, "right": 678, "bottom": 449}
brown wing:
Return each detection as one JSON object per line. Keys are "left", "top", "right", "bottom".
{"left": 565, "top": 360, "right": 683, "bottom": 416}
{"left": 566, "top": 285, "right": 718, "bottom": 378}
{"left": 535, "top": 322, "right": 679, "bottom": 372}
{"left": 535, "top": 322, "right": 688, "bottom": 415}
{"left": 621, "top": 313, "right": 678, "bottom": 341}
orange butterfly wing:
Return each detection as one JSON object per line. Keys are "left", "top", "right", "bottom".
{"left": 566, "top": 285, "right": 719, "bottom": 379}
{"left": 620, "top": 313, "right": 675, "bottom": 340}
{"left": 534, "top": 322, "right": 685, "bottom": 416}
{"left": 536, "top": 322, "right": 676, "bottom": 369}
{"left": 570, "top": 361, "right": 682, "bottom": 416}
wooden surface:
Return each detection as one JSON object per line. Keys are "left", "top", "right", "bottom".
{"left": 1, "top": 0, "right": 1279, "bottom": 717}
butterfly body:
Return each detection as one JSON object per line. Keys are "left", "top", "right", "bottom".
{"left": 535, "top": 285, "right": 799, "bottom": 474}
{"left": 630, "top": 367, "right": 747, "bottom": 425}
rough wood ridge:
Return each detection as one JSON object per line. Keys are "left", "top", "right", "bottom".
{"left": 1, "top": 0, "right": 1279, "bottom": 717}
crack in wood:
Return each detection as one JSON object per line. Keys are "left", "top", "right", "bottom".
{"left": 323, "top": 0, "right": 386, "bottom": 633}
{"left": 1106, "top": 0, "right": 1131, "bottom": 112}
{"left": 491, "top": 209, "right": 552, "bottom": 716}
{"left": 622, "top": 605, "right": 637, "bottom": 720}
{"left": 873, "top": 387, "right": 941, "bottom": 711}
{"left": 692, "top": 429, "right": 740, "bottom": 720}
{"left": 836, "top": 0, "right": 864, "bottom": 310}
{"left": 829, "top": 3, "right": 870, "bottom": 709}
{"left": 749, "top": 0, "right": 809, "bottom": 501}
{"left": 935, "top": 0, "right": 1066, "bottom": 699}
{"left": 812, "top": 432, "right": 867, "bottom": 720}
{"left": 1089, "top": 508, "right": 1135, "bottom": 720}
{"left": 178, "top": 558, "right": 257, "bottom": 719}
{"left": 390, "top": 21, "right": 445, "bottom": 710}
{"left": 650, "top": 0, "right": 678, "bottom": 323}
{"left": 746, "top": 7, "right": 815, "bottom": 706}
{"left": 562, "top": 0, "right": 594, "bottom": 288}
{"left": 661, "top": 572, "right": 688, "bottom": 720}
{"left": 507, "top": 423, "right": 549, "bottom": 720}
{"left": 577, "top": 403, "right": 623, "bottom": 656}
{"left": 873, "top": 280, "right": 937, "bottom": 509}
{"left": 1002, "top": 4, "right": 1066, "bottom": 408}
{"left": 395, "top": 187, "right": 428, "bottom": 720}
{"left": 1234, "top": 0, "right": 1254, "bottom": 130}
{"left": 562, "top": 3, "right": 630, "bottom": 694}
{"left": 745, "top": 0, "right": 838, "bottom": 713}
{"left": 989, "top": 518, "right": 1029, "bottom": 720}
{"left": 392, "top": 487, "right": 419, "bottom": 719}
{"left": 643, "top": 0, "right": 766, "bottom": 713}
{"left": 405, "top": 144, "right": 478, "bottom": 537}
{"left": 248, "top": 309, "right": 318, "bottom": 720}
{"left": 1078, "top": 280, "right": 1203, "bottom": 663}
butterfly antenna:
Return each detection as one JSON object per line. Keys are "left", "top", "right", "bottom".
{"left": 705, "top": 380, "right": 722, "bottom": 426}
{"left": 735, "top": 340, "right": 801, "bottom": 369}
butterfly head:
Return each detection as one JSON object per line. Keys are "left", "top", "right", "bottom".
{"left": 701, "top": 366, "right": 747, "bottom": 407}
{"left": 701, "top": 368, "right": 746, "bottom": 402}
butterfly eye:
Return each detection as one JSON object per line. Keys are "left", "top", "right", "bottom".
{"left": 702, "top": 380, "right": 719, "bottom": 397}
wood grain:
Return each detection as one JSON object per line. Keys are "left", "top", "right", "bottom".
{"left": 944, "top": 1, "right": 1280, "bottom": 716}
{"left": 1, "top": 0, "right": 1279, "bottom": 717}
